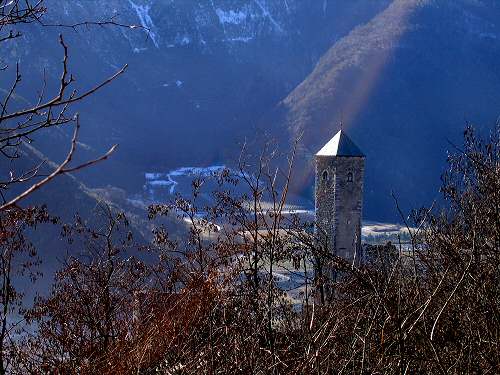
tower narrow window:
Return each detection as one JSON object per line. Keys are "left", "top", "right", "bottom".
{"left": 322, "top": 170, "right": 329, "bottom": 182}
{"left": 347, "top": 172, "right": 353, "bottom": 182}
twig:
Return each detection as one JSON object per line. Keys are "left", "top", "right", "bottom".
{"left": 0, "top": 116, "right": 117, "bottom": 211}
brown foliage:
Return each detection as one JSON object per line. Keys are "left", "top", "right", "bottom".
{"left": 0, "top": 206, "right": 56, "bottom": 374}
{"left": 7, "top": 126, "right": 500, "bottom": 374}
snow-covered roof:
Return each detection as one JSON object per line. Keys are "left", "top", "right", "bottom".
{"left": 316, "top": 130, "right": 364, "bottom": 157}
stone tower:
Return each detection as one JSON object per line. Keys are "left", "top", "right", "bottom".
{"left": 315, "top": 130, "right": 365, "bottom": 264}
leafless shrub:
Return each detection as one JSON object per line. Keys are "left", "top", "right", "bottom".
{"left": 13, "top": 123, "right": 500, "bottom": 374}
{"left": 19, "top": 204, "right": 147, "bottom": 374}
{"left": 0, "top": 1, "right": 141, "bottom": 372}
{"left": 0, "top": 0, "right": 139, "bottom": 211}
{"left": 0, "top": 206, "right": 56, "bottom": 374}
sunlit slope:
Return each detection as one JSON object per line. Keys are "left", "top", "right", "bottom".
{"left": 273, "top": 0, "right": 500, "bottom": 221}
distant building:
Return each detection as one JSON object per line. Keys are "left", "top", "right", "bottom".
{"left": 315, "top": 130, "right": 365, "bottom": 265}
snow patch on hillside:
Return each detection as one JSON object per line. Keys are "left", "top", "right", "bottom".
{"left": 253, "top": 0, "right": 283, "bottom": 32}
{"left": 216, "top": 9, "right": 248, "bottom": 25}
{"left": 225, "top": 36, "right": 253, "bottom": 43}
{"left": 479, "top": 32, "right": 498, "bottom": 40}
{"left": 143, "top": 165, "right": 257, "bottom": 202}
{"left": 175, "top": 34, "right": 191, "bottom": 46}
{"left": 145, "top": 166, "right": 227, "bottom": 196}
{"left": 128, "top": 0, "right": 159, "bottom": 48}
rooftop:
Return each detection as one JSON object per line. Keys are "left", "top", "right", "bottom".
{"left": 316, "top": 130, "right": 364, "bottom": 157}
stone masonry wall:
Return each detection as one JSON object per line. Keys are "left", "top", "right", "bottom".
{"left": 315, "top": 155, "right": 365, "bottom": 264}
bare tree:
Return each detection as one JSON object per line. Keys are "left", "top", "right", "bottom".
{"left": 0, "top": 1, "right": 142, "bottom": 372}
{"left": 0, "top": 206, "right": 56, "bottom": 374}
{"left": 0, "top": 0, "right": 138, "bottom": 211}
{"left": 132, "top": 125, "right": 500, "bottom": 373}
{"left": 20, "top": 204, "right": 147, "bottom": 374}
{"left": 8, "top": 121, "right": 500, "bottom": 374}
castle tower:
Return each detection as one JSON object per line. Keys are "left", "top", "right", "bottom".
{"left": 315, "top": 130, "right": 365, "bottom": 264}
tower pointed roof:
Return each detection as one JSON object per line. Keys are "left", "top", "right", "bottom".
{"left": 316, "top": 130, "right": 364, "bottom": 157}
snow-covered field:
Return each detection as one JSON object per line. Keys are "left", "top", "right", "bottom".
{"left": 139, "top": 165, "right": 410, "bottom": 234}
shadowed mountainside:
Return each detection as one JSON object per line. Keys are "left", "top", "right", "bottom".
{"left": 4, "top": 0, "right": 500, "bottom": 224}
{"left": 267, "top": 0, "right": 500, "bottom": 221}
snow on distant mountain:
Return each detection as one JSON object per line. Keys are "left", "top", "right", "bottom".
{"left": 127, "top": 0, "right": 160, "bottom": 48}
{"left": 45, "top": 0, "right": 304, "bottom": 53}
{"left": 144, "top": 165, "right": 228, "bottom": 197}
{"left": 215, "top": 8, "right": 248, "bottom": 25}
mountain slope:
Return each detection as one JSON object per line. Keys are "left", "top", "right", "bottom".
{"left": 4, "top": 0, "right": 500, "bottom": 223}
{"left": 1, "top": 0, "right": 391, "bottom": 218}
{"left": 271, "top": 0, "right": 500, "bottom": 221}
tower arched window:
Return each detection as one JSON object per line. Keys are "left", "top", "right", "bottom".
{"left": 322, "top": 170, "right": 329, "bottom": 182}
{"left": 347, "top": 172, "right": 353, "bottom": 183}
